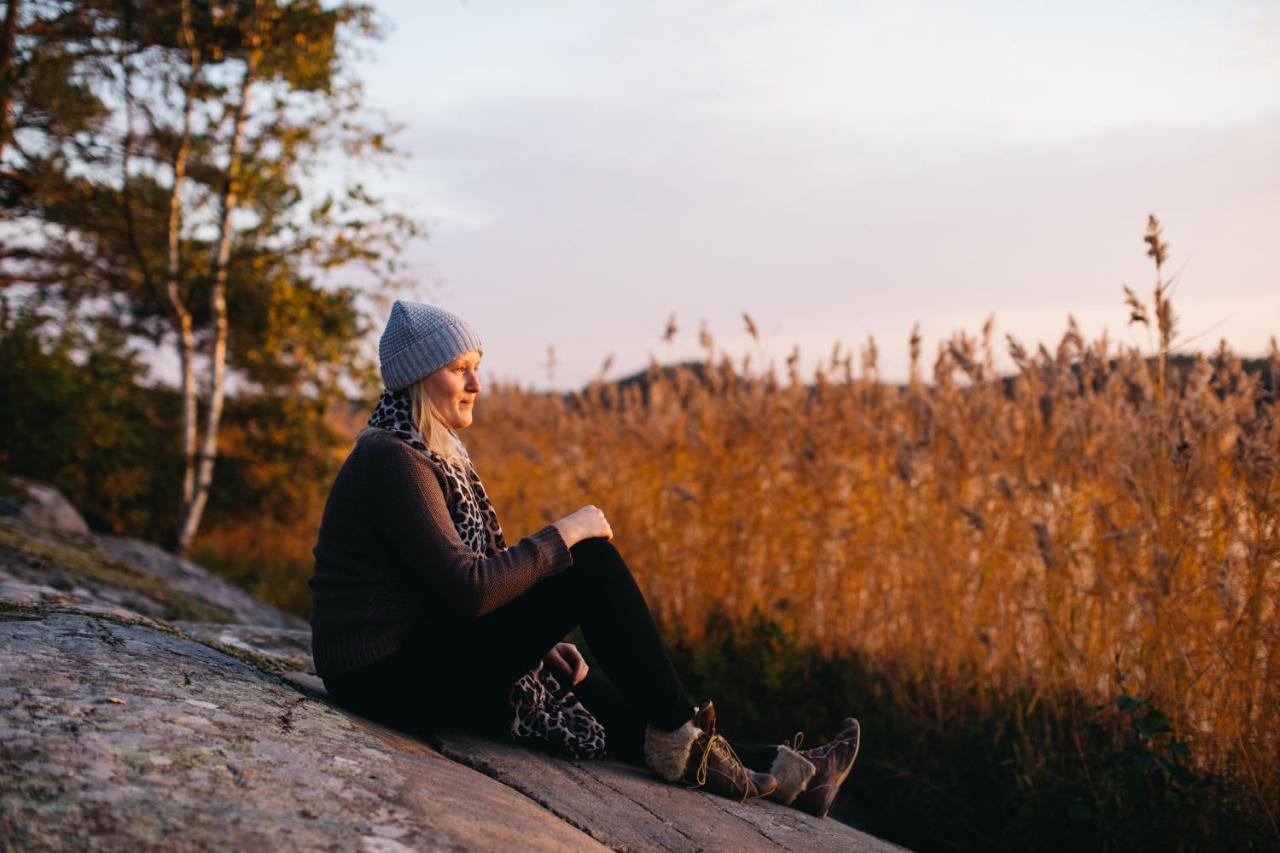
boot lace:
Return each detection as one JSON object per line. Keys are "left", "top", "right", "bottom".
{"left": 691, "top": 732, "right": 755, "bottom": 804}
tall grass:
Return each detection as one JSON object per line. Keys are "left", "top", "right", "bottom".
{"left": 461, "top": 218, "right": 1278, "bottom": 847}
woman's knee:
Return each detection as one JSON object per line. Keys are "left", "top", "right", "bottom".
{"left": 570, "top": 536, "right": 618, "bottom": 562}
{"left": 568, "top": 538, "right": 638, "bottom": 588}
{"left": 570, "top": 537, "right": 630, "bottom": 573}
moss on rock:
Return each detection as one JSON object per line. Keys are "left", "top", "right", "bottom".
{"left": 0, "top": 518, "right": 234, "bottom": 622}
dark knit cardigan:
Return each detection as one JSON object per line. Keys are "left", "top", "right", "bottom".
{"left": 308, "top": 428, "right": 573, "bottom": 677}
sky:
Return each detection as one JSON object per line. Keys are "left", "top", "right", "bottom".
{"left": 338, "top": 0, "right": 1280, "bottom": 390}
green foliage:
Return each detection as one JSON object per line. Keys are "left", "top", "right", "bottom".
{"left": 1081, "top": 693, "right": 1239, "bottom": 850}
{"left": 0, "top": 292, "right": 348, "bottom": 601}
{"left": 204, "top": 392, "right": 342, "bottom": 528}
{"left": 0, "top": 297, "right": 182, "bottom": 540}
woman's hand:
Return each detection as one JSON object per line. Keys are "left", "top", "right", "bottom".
{"left": 551, "top": 505, "right": 613, "bottom": 548}
{"left": 543, "top": 641, "right": 589, "bottom": 686}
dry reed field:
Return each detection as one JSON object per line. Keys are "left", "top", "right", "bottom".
{"left": 461, "top": 220, "right": 1278, "bottom": 845}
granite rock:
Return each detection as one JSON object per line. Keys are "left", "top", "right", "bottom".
{"left": 0, "top": 609, "right": 602, "bottom": 852}
{"left": 0, "top": 477, "right": 90, "bottom": 535}
{"left": 97, "top": 535, "right": 305, "bottom": 629}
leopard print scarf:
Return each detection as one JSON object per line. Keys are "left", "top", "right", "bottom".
{"left": 368, "top": 389, "right": 506, "bottom": 557}
{"left": 368, "top": 388, "right": 607, "bottom": 759}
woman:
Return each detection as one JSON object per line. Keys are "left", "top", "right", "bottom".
{"left": 309, "top": 300, "right": 860, "bottom": 815}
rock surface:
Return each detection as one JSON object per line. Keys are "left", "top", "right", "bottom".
{"left": 430, "top": 732, "right": 898, "bottom": 852}
{"left": 0, "top": 477, "right": 91, "bottom": 535}
{"left": 0, "top": 608, "right": 601, "bottom": 852}
{"left": 97, "top": 535, "right": 305, "bottom": 629}
{"left": 171, "top": 622, "right": 316, "bottom": 674}
{"left": 0, "top": 517, "right": 301, "bottom": 627}
{"left": 0, "top": 509, "right": 904, "bottom": 851}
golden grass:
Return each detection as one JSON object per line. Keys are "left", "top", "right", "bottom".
{"left": 462, "top": 255, "right": 1277, "bottom": 819}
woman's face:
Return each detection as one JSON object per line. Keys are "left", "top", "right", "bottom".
{"left": 422, "top": 350, "right": 482, "bottom": 430}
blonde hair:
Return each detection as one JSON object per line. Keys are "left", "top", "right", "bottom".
{"left": 408, "top": 378, "right": 469, "bottom": 465}
{"left": 358, "top": 378, "right": 470, "bottom": 466}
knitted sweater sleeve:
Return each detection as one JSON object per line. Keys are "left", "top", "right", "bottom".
{"left": 357, "top": 432, "right": 573, "bottom": 617}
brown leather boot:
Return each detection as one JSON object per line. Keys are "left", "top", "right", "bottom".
{"left": 683, "top": 701, "right": 779, "bottom": 802}
{"left": 792, "top": 717, "right": 861, "bottom": 818}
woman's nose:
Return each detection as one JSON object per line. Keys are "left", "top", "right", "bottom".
{"left": 466, "top": 372, "right": 481, "bottom": 393}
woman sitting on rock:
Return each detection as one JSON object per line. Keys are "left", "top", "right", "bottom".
{"left": 309, "top": 300, "right": 860, "bottom": 815}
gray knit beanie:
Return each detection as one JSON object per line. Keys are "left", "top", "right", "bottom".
{"left": 378, "top": 300, "right": 484, "bottom": 392}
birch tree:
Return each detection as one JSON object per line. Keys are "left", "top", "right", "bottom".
{"left": 174, "top": 0, "right": 259, "bottom": 554}
{"left": 2, "top": 0, "right": 419, "bottom": 553}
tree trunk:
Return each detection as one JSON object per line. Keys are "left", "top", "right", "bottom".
{"left": 170, "top": 0, "right": 200, "bottom": 525}
{"left": 175, "top": 40, "right": 257, "bottom": 556}
{"left": 0, "top": 0, "right": 19, "bottom": 161}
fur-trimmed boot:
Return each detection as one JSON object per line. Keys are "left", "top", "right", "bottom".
{"left": 766, "top": 743, "right": 818, "bottom": 806}
{"left": 644, "top": 701, "right": 779, "bottom": 802}
{"left": 775, "top": 718, "right": 861, "bottom": 818}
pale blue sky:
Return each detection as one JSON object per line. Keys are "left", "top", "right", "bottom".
{"left": 342, "top": 0, "right": 1280, "bottom": 389}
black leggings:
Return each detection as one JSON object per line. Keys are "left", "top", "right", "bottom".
{"left": 324, "top": 538, "right": 780, "bottom": 769}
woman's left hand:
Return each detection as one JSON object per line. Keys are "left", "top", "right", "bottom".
{"left": 543, "top": 642, "right": 588, "bottom": 686}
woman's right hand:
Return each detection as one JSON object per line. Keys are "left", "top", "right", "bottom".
{"left": 552, "top": 505, "right": 613, "bottom": 548}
